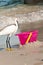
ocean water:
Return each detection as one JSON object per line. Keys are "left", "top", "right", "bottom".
{"left": 0, "top": 0, "right": 24, "bottom": 7}
{"left": 0, "top": 34, "right": 19, "bottom": 50}
{"left": 0, "top": 35, "right": 19, "bottom": 48}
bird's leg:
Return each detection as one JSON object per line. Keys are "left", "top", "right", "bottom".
{"left": 8, "top": 36, "right": 11, "bottom": 48}
{"left": 6, "top": 35, "right": 9, "bottom": 48}
{"left": 6, "top": 35, "right": 11, "bottom": 49}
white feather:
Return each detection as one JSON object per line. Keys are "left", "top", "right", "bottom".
{"left": 0, "top": 18, "right": 18, "bottom": 36}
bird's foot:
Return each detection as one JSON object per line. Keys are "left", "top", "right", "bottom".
{"left": 6, "top": 48, "right": 12, "bottom": 51}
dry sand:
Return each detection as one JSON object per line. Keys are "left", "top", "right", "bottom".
{"left": 0, "top": 41, "right": 43, "bottom": 65}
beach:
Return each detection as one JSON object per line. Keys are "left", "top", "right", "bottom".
{"left": 0, "top": 41, "right": 43, "bottom": 65}
{"left": 0, "top": 4, "right": 43, "bottom": 65}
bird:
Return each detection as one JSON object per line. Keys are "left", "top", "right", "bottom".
{"left": 0, "top": 16, "right": 18, "bottom": 51}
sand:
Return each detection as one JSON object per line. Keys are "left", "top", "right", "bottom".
{"left": 0, "top": 41, "right": 43, "bottom": 65}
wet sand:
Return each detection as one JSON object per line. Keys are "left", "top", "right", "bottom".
{"left": 0, "top": 5, "right": 43, "bottom": 16}
{"left": 19, "top": 22, "right": 43, "bottom": 42}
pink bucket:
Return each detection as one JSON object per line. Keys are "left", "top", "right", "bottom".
{"left": 16, "top": 30, "right": 38, "bottom": 45}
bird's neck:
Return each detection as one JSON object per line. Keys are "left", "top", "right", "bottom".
{"left": 15, "top": 22, "right": 18, "bottom": 28}
{"left": 16, "top": 22, "right": 18, "bottom": 26}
